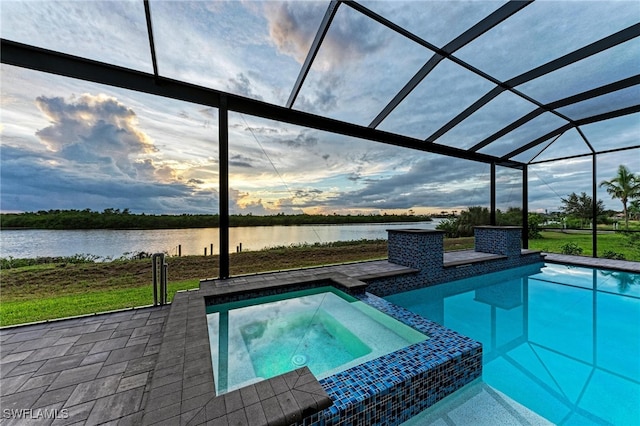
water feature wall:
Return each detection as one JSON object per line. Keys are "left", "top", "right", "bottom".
{"left": 368, "top": 226, "right": 544, "bottom": 296}
{"left": 387, "top": 229, "right": 444, "bottom": 270}
{"left": 474, "top": 226, "right": 523, "bottom": 256}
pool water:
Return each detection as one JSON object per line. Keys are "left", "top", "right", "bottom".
{"left": 387, "top": 263, "right": 640, "bottom": 425}
{"left": 240, "top": 309, "right": 371, "bottom": 379}
{"left": 207, "top": 286, "right": 427, "bottom": 394}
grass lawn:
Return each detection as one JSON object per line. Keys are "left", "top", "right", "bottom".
{"left": 529, "top": 231, "right": 639, "bottom": 260}
{"left": 1, "top": 240, "right": 394, "bottom": 326}
{"left": 0, "top": 279, "right": 200, "bottom": 326}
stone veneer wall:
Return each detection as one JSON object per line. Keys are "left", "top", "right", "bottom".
{"left": 474, "top": 226, "right": 522, "bottom": 256}
{"left": 368, "top": 227, "right": 543, "bottom": 297}
{"left": 387, "top": 229, "right": 444, "bottom": 270}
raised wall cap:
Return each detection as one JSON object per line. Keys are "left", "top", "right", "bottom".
{"left": 473, "top": 226, "right": 522, "bottom": 230}
{"left": 387, "top": 228, "right": 445, "bottom": 234}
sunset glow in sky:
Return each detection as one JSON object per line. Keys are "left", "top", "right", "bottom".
{"left": 1, "top": 1, "right": 638, "bottom": 215}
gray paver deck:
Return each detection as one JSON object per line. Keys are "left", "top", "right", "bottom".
{"left": 1, "top": 255, "right": 637, "bottom": 424}
{"left": 0, "top": 307, "right": 171, "bottom": 425}
{"left": 543, "top": 252, "right": 640, "bottom": 272}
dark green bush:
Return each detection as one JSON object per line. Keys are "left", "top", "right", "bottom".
{"left": 560, "top": 242, "right": 583, "bottom": 255}
{"left": 528, "top": 213, "right": 543, "bottom": 239}
{"left": 435, "top": 218, "right": 460, "bottom": 238}
{"left": 602, "top": 250, "right": 626, "bottom": 260}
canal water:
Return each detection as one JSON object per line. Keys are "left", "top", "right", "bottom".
{"left": 1, "top": 220, "right": 440, "bottom": 259}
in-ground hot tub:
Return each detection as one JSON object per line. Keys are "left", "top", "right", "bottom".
{"left": 145, "top": 272, "right": 483, "bottom": 425}
{"left": 206, "top": 286, "right": 428, "bottom": 395}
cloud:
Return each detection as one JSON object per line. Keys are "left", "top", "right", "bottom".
{"left": 294, "top": 72, "right": 340, "bottom": 113}
{"left": 34, "top": 94, "right": 172, "bottom": 180}
{"left": 0, "top": 1, "right": 152, "bottom": 72}
{"left": 318, "top": 7, "right": 388, "bottom": 69}
{"left": 240, "top": 125, "right": 280, "bottom": 135}
{"left": 306, "top": 153, "right": 604, "bottom": 215}
{"left": 264, "top": 2, "right": 322, "bottom": 64}
{"left": 251, "top": 156, "right": 492, "bottom": 212}
{"left": 228, "top": 187, "right": 298, "bottom": 215}
{"left": 230, "top": 154, "right": 254, "bottom": 168}
{"left": 199, "top": 108, "right": 216, "bottom": 119}
{"left": 2, "top": 58, "right": 632, "bottom": 219}
{"left": 0, "top": 144, "right": 217, "bottom": 214}
{"left": 278, "top": 132, "right": 318, "bottom": 149}
{"left": 265, "top": 1, "right": 387, "bottom": 69}
{"left": 226, "top": 72, "right": 264, "bottom": 101}
{"left": 0, "top": 91, "right": 225, "bottom": 214}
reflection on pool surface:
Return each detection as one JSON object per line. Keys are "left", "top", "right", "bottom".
{"left": 240, "top": 309, "right": 372, "bottom": 379}
{"left": 388, "top": 263, "right": 640, "bottom": 425}
{"left": 207, "top": 286, "right": 427, "bottom": 394}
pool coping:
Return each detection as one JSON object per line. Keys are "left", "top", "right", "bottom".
{"left": 543, "top": 253, "right": 640, "bottom": 273}
{"left": 142, "top": 271, "right": 482, "bottom": 425}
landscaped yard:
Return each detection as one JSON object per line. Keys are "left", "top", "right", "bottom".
{"left": 2, "top": 231, "right": 637, "bottom": 327}
{"left": 529, "top": 230, "right": 639, "bottom": 260}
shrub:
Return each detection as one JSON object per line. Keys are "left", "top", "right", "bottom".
{"left": 528, "top": 213, "right": 543, "bottom": 239}
{"left": 0, "top": 253, "right": 102, "bottom": 269}
{"left": 436, "top": 206, "right": 492, "bottom": 238}
{"left": 602, "top": 250, "right": 625, "bottom": 260}
{"left": 564, "top": 217, "right": 583, "bottom": 229}
{"left": 436, "top": 217, "right": 460, "bottom": 238}
{"left": 560, "top": 242, "right": 583, "bottom": 255}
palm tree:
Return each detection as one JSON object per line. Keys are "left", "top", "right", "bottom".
{"left": 458, "top": 206, "right": 490, "bottom": 236}
{"left": 599, "top": 165, "right": 640, "bottom": 229}
{"left": 601, "top": 270, "right": 640, "bottom": 294}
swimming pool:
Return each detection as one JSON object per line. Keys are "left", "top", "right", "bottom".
{"left": 386, "top": 262, "right": 640, "bottom": 425}
{"left": 206, "top": 286, "right": 427, "bottom": 394}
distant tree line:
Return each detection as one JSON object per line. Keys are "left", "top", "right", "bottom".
{"left": 0, "top": 209, "right": 432, "bottom": 230}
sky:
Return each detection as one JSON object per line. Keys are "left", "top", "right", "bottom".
{"left": 1, "top": 0, "right": 638, "bottom": 216}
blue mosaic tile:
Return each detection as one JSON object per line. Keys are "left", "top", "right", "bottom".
{"left": 368, "top": 227, "right": 543, "bottom": 297}
{"left": 474, "top": 226, "right": 522, "bottom": 256}
{"left": 297, "top": 292, "right": 482, "bottom": 426}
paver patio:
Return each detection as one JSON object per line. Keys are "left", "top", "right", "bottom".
{"left": 0, "top": 307, "right": 170, "bottom": 425}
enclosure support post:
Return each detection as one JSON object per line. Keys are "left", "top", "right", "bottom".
{"left": 219, "top": 96, "right": 230, "bottom": 279}
{"left": 152, "top": 253, "right": 167, "bottom": 305}
{"left": 592, "top": 154, "right": 598, "bottom": 258}
{"left": 522, "top": 165, "right": 528, "bottom": 249}
{"left": 490, "top": 163, "right": 496, "bottom": 226}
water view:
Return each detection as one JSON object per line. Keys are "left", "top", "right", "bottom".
{"left": 1, "top": 220, "right": 439, "bottom": 259}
